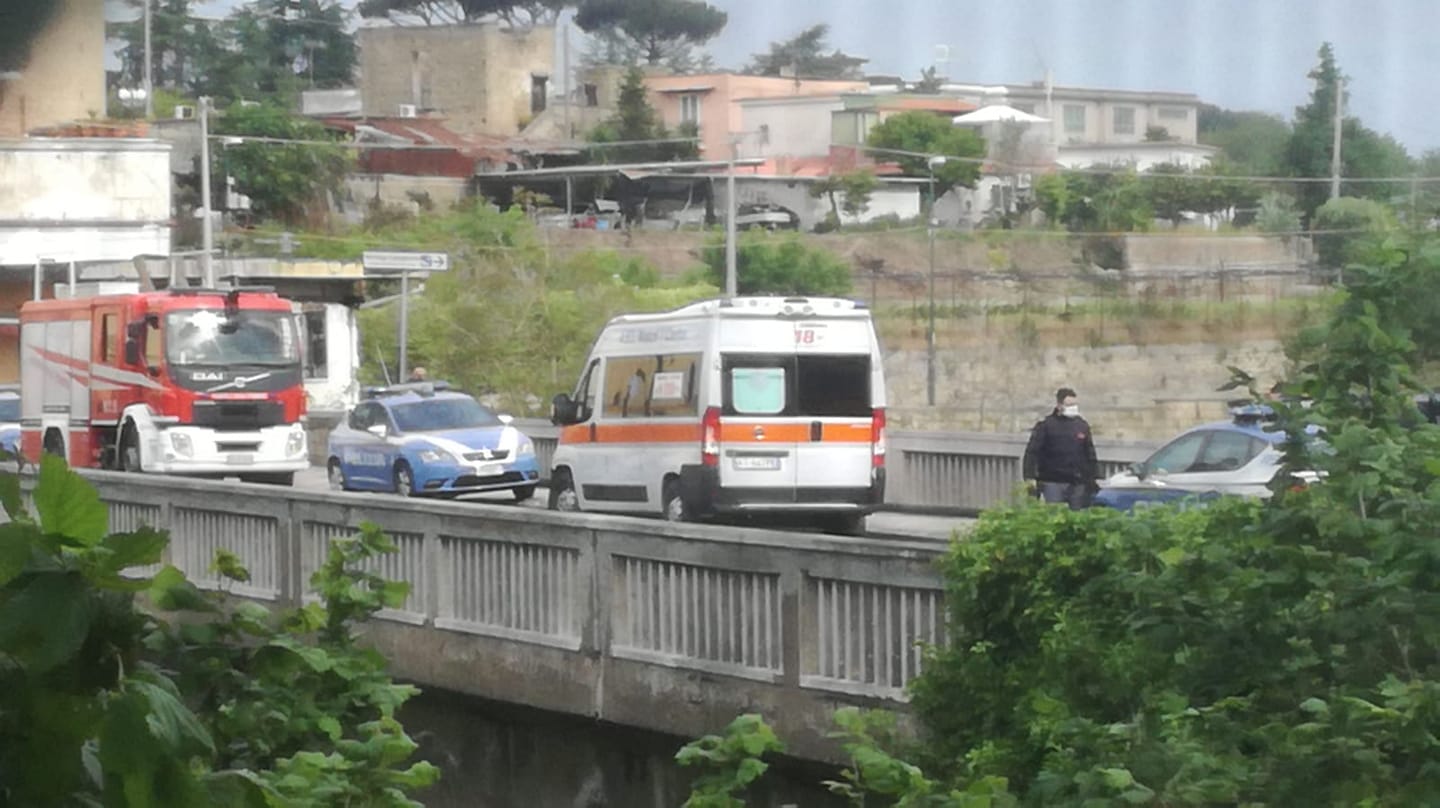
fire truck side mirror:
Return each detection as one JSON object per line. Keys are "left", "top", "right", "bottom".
{"left": 124, "top": 338, "right": 141, "bottom": 367}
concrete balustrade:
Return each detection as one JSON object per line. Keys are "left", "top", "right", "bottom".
{"left": 68, "top": 470, "right": 948, "bottom": 762}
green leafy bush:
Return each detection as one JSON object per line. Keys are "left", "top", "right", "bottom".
{"left": 0, "top": 455, "right": 438, "bottom": 805}
{"left": 700, "top": 233, "right": 853, "bottom": 296}
{"left": 1312, "top": 196, "right": 1396, "bottom": 268}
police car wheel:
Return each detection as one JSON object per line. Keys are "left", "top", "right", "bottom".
{"left": 548, "top": 469, "right": 579, "bottom": 511}
{"left": 327, "top": 459, "right": 347, "bottom": 491}
{"left": 394, "top": 462, "right": 416, "bottom": 497}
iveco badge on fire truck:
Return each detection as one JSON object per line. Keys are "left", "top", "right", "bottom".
{"left": 20, "top": 283, "right": 309, "bottom": 485}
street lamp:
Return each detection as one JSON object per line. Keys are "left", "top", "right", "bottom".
{"left": 926, "top": 155, "right": 946, "bottom": 407}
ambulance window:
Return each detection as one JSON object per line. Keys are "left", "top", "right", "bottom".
{"left": 729, "top": 367, "right": 787, "bottom": 415}
{"left": 574, "top": 359, "right": 600, "bottom": 422}
{"left": 796, "top": 355, "right": 871, "bottom": 417}
{"left": 602, "top": 352, "right": 700, "bottom": 418}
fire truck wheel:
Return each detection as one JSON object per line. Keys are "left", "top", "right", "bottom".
{"left": 42, "top": 430, "right": 65, "bottom": 459}
{"left": 118, "top": 425, "right": 142, "bottom": 472}
{"left": 393, "top": 461, "right": 416, "bottom": 497}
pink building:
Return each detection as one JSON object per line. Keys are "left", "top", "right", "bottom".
{"left": 644, "top": 73, "right": 869, "bottom": 161}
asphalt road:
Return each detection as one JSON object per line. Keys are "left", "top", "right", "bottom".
{"left": 289, "top": 466, "right": 973, "bottom": 542}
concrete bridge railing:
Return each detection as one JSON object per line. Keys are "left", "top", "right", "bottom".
{"left": 512, "top": 420, "right": 1161, "bottom": 515}
{"left": 71, "top": 471, "right": 950, "bottom": 762}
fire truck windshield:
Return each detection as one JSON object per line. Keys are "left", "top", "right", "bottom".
{"left": 165, "top": 309, "right": 299, "bottom": 367}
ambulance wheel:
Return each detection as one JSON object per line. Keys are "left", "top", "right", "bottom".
{"left": 118, "top": 424, "right": 142, "bottom": 472}
{"left": 512, "top": 485, "right": 536, "bottom": 503}
{"left": 662, "top": 478, "right": 691, "bottom": 522}
{"left": 548, "top": 469, "right": 579, "bottom": 512}
{"left": 393, "top": 461, "right": 416, "bottom": 497}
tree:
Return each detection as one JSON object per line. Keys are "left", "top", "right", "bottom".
{"left": 866, "top": 111, "right": 985, "bottom": 196}
{"left": 574, "top": 0, "right": 726, "bottom": 66}
{"left": 1256, "top": 190, "right": 1302, "bottom": 233}
{"left": 357, "top": 0, "right": 571, "bottom": 25}
{"left": 1286, "top": 43, "right": 1414, "bottom": 219}
{"left": 0, "top": 0, "right": 58, "bottom": 72}
{"left": 914, "top": 66, "right": 944, "bottom": 94}
{"left": 744, "top": 23, "right": 867, "bottom": 80}
{"left": 586, "top": 67, "right": 698, "bottom": 163}
{"left": 1198, "top": 104, "right": 1292, "bottom": 177}
{"left": 0, "top": 455, "right": 439, "bottom": 804}
{"left": 108, "top": 0, "right": 211, "bottom": 96}
{"left": 1311, "top": 196, "right": 1395, "bottom": 268}
{"left": 213, "top": 102, "right": 352, "bottom": 226}
{"left": 196, "top": 0, "right": 358, "bottom": 103}
{"left": 810, "top": 170, "right": 877, "bottom": 229}
{"left": 701, "top": 234, "right": 853, "bottom": 296}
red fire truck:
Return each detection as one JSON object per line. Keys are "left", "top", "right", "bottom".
{"left": 19, "top": 283, "right": 310, "bottom": 485}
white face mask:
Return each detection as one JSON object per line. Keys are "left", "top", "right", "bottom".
{"left": 1061, "top": 404, "right": 1080, "bottom": 418}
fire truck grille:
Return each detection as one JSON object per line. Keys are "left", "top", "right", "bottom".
{"left": 192, "top": 401, "right": 286, "bottom": 431}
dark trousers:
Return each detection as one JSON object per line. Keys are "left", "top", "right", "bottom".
{"left": 1040, "top": 481, "right": 1092, "bottom": 510}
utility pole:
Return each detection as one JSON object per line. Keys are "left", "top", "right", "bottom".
{"left": 562, "top": 24, "right": 572, "bottom": 139}
{"left": 198, "top": 96, "right": 215, "bottom": 288}
{"left": 1329, "top": 77, "right": 1344, "bottom": 200}
{"left": 926, "top": 156, "right": 945, "bottom": 407}
{"left": 724, "top": 137, "right": 738, "bottom": 297}
{"left": 142, "top": 0, "right": 153, "bottom": 118}
{"left": 398, "top": 272, "right": 410, "bottom": 380}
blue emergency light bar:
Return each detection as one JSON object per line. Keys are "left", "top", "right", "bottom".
{"left": 362, "top": 381, "right": 451, "bottom": 399}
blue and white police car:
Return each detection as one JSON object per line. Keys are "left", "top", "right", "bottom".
{"left": 1093, "top": 404, "right": 1322, "bottom": 512}
{"left": 326, "top": 382, "right": 541, "bottom": 500}
{"left": 0, "top": 389, "right": 18, "bottom": 458}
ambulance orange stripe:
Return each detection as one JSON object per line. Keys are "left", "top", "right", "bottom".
{"left": 560, "top": 420, "right": 871, "bottom": 444}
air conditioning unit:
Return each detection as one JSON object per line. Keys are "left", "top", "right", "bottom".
{"left": 173, "top": 105, "right": 195, "bottom": 120}
{"left": 397, "top": 104, "right": 418, "bottom": 118}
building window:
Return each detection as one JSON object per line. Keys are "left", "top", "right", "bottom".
{"left": 1063, "top": 104, "right": 1085, "bottom": 135}
{"left": 531, "top": 74, "right": 548, "bottom": 114}
{"left": 679, "top": 93, "right": 702, "bottom": 126}
{"left": 303, "top": 307, "right": 328, "bottom": 380}
{"left": 584, "top": 84, "right": 599, "bottom": 107}
{"left": 1112, "top": 106, "right": 1136, "bottom": 135}
{"left": 1158, "top": 106, "right": 1188, "bottom": 121}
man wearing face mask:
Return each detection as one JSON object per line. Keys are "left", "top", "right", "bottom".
{"left": 1022, "top": 387, "right": 1100, "bottom": 510}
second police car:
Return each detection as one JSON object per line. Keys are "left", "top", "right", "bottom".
{"left": 1092, "top": 404, "right": 1323, "bottom": 511}
{"left": 326, "top": 381, "right": 541, "bottom": 500}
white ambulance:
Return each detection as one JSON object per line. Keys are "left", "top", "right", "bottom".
{"left": 548, "top": 296, "right": 887, "bottom": 534}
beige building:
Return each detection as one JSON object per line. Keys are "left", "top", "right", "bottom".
{"left": 358, "top": 22, "right": 555, "bottom": 137}
{"left": 0, "top": 0, "right": 106, "bottom": 138}
{"left": 644, "top": 73, "right": 870, "bottom": 161}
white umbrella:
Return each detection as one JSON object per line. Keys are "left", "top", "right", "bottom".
{"left": 952, "top": 104, "right": 1050, "bottom": 125}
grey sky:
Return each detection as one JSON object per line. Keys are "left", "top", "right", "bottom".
{"left": 138, "top": 0, "right": 1440, "bottom": 154}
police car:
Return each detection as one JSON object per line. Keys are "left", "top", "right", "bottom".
{"left": 1093, "top": 404, "right": 1322, "bottom": 512}
{"left": 0, "top": 389, "right": 18, "bottom": 458}
{"left": 326, "top": 382, "right": 541, "bottom": 500}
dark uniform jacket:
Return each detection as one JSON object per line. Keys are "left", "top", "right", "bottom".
{"left": 1023, "top": 412, "right": 1100, "bottom": 484}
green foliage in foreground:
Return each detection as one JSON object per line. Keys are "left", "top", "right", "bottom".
{"left": 681, "top": 234, "right": 1440, "bottom": 807}
{"left": 700, "top": 232, "right": 854, "bottom": 297}
{"left": 0, "top": 454, "right": 437, "bottom": 805}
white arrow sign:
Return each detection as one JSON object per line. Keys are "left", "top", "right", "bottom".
{"left": 362, "top": 251, "right": 450, "bottom": 273}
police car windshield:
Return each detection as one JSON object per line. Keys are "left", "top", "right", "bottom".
{"left": 0, "top": 398, "right": 17, "bottom": 422}
{"left": 390, "top": 397, "right": 501, "bottom": 433}
{"left": 165, "top": 309, "right": 299, "bottom": 367}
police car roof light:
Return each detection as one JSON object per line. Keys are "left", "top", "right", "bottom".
{"left": 362, "top": 380, "right": 452, "bottom": 399}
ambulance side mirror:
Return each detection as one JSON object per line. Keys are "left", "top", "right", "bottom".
{"left": 550, "top": 393, "right": 576, "bottom": 426}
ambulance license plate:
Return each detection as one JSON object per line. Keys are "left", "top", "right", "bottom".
{"left": 227, "top": 453, "right": 254, "bottom": 466}
{"left": 733, "top": 456, "right": 780, "bottom": 471}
